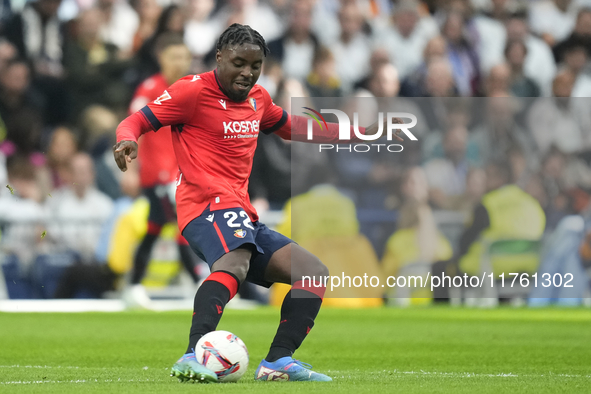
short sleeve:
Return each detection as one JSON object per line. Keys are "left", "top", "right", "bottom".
{"left": 143, "top": 76, "right": 198, "bottom": 130}
{"left": 259, "top": 86, "right": 288, "bottom": 135}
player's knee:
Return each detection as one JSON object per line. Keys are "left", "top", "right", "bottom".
{"left": 308, "top": 257, "right": 329, "bottom": 279}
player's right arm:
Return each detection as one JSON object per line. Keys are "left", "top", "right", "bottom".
{"left": 113, "top": 76, "right": 199, "bottom": 172}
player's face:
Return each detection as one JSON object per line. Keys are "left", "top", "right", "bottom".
{"left": 216, "top": 43, "right": 263, "bottom": 102}
{"left": 159, "top": 44, "right": 191, "bottom": 82}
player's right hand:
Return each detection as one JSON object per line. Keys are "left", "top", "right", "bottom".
{"left": 113, "top": 140, "right": 138, "bottom": 172}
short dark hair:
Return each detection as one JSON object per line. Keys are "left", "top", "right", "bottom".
{"left": 508, "top": 9, "right": 528, "bottom": 21}
{"left": 216, "top": 23, "right": 269, "bottom": 57}
{"left": 154, "top": 32, "right": 186, "bottom": 55}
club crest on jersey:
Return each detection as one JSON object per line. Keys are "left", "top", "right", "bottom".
{"left": 234, "top": 229, "right": 247, "bottom": 238}
{"left": 248, "top": 97, "right": 257, "bottom": 112}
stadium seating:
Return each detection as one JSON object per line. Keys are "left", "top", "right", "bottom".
{"left": 31, "top": 253, "right": 78, "bottom": 299}
{"left": 1, "top": 254, "right": 39, "bottom": 299}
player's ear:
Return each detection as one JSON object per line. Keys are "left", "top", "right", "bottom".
{"left": 215, "top": 50, "right": 222, "bottom": 65}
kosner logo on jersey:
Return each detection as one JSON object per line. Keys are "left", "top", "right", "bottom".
{"left": 303, "top": 107, "right": 418, "bottom": 152}
{"left": 223, "top": 120, "right": 260, "bottom": 134}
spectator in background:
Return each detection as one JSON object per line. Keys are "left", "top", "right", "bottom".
{"left": 529, "top": 0, "right": 579, "bottom": 47}
{"left": 3, "top": 109, "right": 45, "bottom": 157}
{"left": 442, "top": 11, "right": 480, "bottom": 96}
{"left": 504, "top": 39, "right": 541, "bottom": 97}
{"left": 0, "top": 39, "right": 17, "bottom": 73}
{"left": 366, "top": 62, "right": 400, "bottom": 98}
{"left": 0, "top": 58, "right": 46, "bottom": 152}
{"left": 358, "top": 62, "right": 428, "bottom": 139}
{"left": 0, "top": 155, "right": 48, "bottom": 265}
{"left": 528, "top": 205, "right": 591, "bottom": 306}
{"left": 1, "top": 0, "right": 64, "bottom": 78}
{"left": 505, "top": 10, "right": 557, "bottom": 96}
{"left": 254, "top": 57, "right": 283, "bottom": 99}
{"left": 438, "top": 166, "right": 487, "bottom": 216}
{"left": 483, "top": 0, "right": 516, "bottom": 23}
{"left": 535, "top": 142, "right": 591, "bottom": 230}
{"left": 306, "top": 46, "right": 342, "bottom": 99}
{"left": 527, "top": 70, "right": 591, "bottom": 155}
{"left": 46, "top": 126, "right": 77, "bottom": 189}
{"left": 267, "top": 0, "right": 318, "bottom": 82}
{"left": 560, "top": 39, "right": 591, "bottom": 97}
{"left": 423, "top": 56, "right": 457, "bottom": 98}
{"left": 330, "top": 2, "right": 371, "bottom": 93}
{"left": 554, "top": 7, "right": 591, "bottom": 63}
{"left": 62, "top": 8, "right": 132, "bottom": 116}
{"left": 470, "top": 96, "right": 538, "bottom": 169}
{"left": 376, "top": 0, "right": 438, "bottom": 81}
{"left": 423, "top": 125, "right": 474, "bottom": 208}
{"left": 400, "top": 35, "right": 446, "bottom": 97}
{"left": 0, "top": 59, "right": 39, "bottom": 113}
{"left": 130, "top": 0, "right": 161, "bottom": 53}
{"left": 381, "top": 167, "right": 453, "bottom": 298}
{"left": 437, "top": 0, "right": 505, "bottom": 82}
{"left": 538, "top": 146, "right": 572, "bottom": 229}
{"left": 97, "top": 0, "right": 139, "bottom": 56}
{"left": 432, "top": 161, "right": 546, "bottom": 300}
{"left": 354, "top": 48, "right": 390, "bottom": 92}
{"left": 134, "top": 5, "right": 185, "bottom": 85}
{"left": 54, "top": 159, "right": 141, "bottom": 299}
{"left": 484, "top": 63, "right": 511, "bottom": 96}
{"left": 48, "top": 152, "right": 113, "bottom": 262}
{"left": 1, "top": 0, "right": 70, "bottom": 125}
{"left": 212, "top": 0, "right": 283, "bottom": 43}
{"left": 417, "top": 57, "right": 460, "bottom": 133}
{"left": 184, "top": 0, "right": 217, "bottom": 58}
{"left": 79, "top": 105, "right": 121, "bottom": 199}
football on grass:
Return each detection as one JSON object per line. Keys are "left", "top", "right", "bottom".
{"left": 194, "top": 330, "right": 249, "bottom": 382}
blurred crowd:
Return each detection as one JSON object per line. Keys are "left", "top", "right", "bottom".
{"left": 1, "top": 0, "right": 591, "bottom": 301}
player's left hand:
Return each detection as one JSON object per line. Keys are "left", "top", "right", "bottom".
{"left": 365, "top": 117, "right": 404, "bottom": 141}
{"left": 113, "top": 140, "right": 138, "bottom": 172}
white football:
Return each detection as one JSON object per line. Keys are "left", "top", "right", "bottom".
{"left": 194, "top": 330, "right": 249, "bottom": 382}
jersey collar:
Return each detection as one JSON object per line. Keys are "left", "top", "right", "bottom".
{"left": 213, "top": 69, "right": 231, "bottom": 100}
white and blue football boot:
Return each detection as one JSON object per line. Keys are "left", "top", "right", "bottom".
{"left": 254, "top": 357, "right": 332, "bottom": 382}
{"left": 170, "top": 352, "right": 218, "bottom": 383}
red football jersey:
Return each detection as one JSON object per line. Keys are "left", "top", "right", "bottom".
{"left": 135, "top": 71, "right": 286, "bottom": 231}
{"left": 117, "top": 70, "right": 364, "bottom": 231}
{"left": 130, "top": 73, "right": 178, "bottom": 187}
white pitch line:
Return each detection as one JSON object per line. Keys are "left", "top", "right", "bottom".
{"left": 0, "top": 378, "right": 160, "bottom": 385}
{"left": 2, "top": 368, "right": 590, "bottom": 385}
{"left": 326, "top": 370, "right": 591, "bottom": 379}
{"left": 0, "top": 365, "right": 81, "bottom": 369}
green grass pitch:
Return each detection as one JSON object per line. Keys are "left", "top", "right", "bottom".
{"left": 1, "top": 306, "right": 590, "bottom": 393}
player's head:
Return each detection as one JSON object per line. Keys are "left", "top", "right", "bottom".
{"left": 215, "top": 23, "right": 269, "bottom": 102}
{"left": 155, "top": 33, "right": 191, "bottom": 84}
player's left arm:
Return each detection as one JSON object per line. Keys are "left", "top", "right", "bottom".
{"left": 280, "top": 114, "right": 404, "bottom": 143}
{"left": 258, "top": 91, "right": 403, "bottom": 143}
